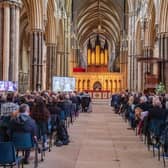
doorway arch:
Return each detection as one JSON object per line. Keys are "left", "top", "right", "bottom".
{"left": 93, "top": 81, "right": 102, "bottom": 91}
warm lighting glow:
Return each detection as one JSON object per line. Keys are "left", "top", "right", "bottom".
{"left": 87, "top": 35, "right": 108, "bottom": 66}
{"left": 91, "top": 49, "right": 95, "bottom": 65}
{"left": 105, "top": 49, "right": 108, "bottom": 65}
{"left": 87, "top": 49, "right": 91, "bottom": 65}
{"left": 100, "top": 49, "right": 105, "bottom": 65}
{"left": 96, "top": 45, "right": 100, "bottom": 65}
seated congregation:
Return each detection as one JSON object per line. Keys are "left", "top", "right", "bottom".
{"left": 111, "top": 92, "right": 168, "bottom": 167}
{"left": 0, "top": 91, "right": 91, "bottom": 167}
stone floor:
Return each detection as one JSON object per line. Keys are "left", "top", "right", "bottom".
{"left": 27, "top": 101, "right": 164, "bottom": 168}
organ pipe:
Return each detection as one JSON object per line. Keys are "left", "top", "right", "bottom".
{"left": 96, "top": 45, "right": 100, "bottom": 65}
{"left": 87, "top": 48, "right": 91, "bottom": 65}
{"left": 104, "top": 40, "right": 108, "bottom": 65}
{"left": 95, "top": 35, "right": 100, "bottom": 65}
{"left": 87, "top": 39, "right": 92, "bottom": 65}
{"left": 91, "top": 48, "right": 95, "bottom": 64}
{"left": 100, "top": 48, "right": 105, "bottom": 65}
{"left": 104, "top": 49, "right": 108, "bottom": 65}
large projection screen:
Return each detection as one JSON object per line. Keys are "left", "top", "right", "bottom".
{"left": 52, "top": 77, "right": 76, "bottom": 92}
{"left": 0, "top": 81, "right": 18, "bottom": 92}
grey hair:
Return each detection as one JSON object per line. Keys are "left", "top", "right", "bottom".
{"left": 152, "top": 97, "right": 162, "bottom": 107}
{"left": 19, "top": 104, "right": 30, "bottom": 113}
{"left": 140, "top": 96, "right": 148, "bottom": 103}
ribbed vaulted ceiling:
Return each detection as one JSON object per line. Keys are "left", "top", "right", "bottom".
{"left": 73, "top": 0, "right": 125, "bottom": 47}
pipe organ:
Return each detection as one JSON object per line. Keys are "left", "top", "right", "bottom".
{"left": 72, "top": 34, "right": 125, "bottom": 94}
{"left": 87, "top": 35, "right": 109, "bottom": 66}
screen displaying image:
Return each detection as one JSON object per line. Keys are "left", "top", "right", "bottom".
{"left": 0, "top": 81, "right": 18, "bottom": 92}
{"left": 0, "top": 81, "right": 5, "bottom": 91}
{"left": 52, "top": 77, "right": 76, "bottom": 92}
{"left": 7, "top": 81, "right": 18, "bottom": 92}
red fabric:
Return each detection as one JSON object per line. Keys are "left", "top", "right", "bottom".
{"left": 73, "top": 67, "right": 86, "bottom": 72}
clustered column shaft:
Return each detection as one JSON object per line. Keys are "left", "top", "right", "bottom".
{"left": 30, "top": 30, "right": 44, "bottom": 91}
{"left": 46, "top": 44, "right": 57, "bottom": 90}
{"left": 0, "top": 0, "right": 21, "bottom": 81}
{"left": 159, "top": 33, "right": 168, "bottom": 87}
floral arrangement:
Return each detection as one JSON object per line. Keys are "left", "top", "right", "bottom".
{"left": 155, "top": 82, "right": 166, "bottom": 94}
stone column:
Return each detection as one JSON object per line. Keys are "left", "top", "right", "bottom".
{"left": 66, "top": 16, "right": 71, "bottom": 76}
{"left": 46, "top": 44, "right": 57, "bottom": 90}
{"left": 9, "top": 5, "right": 16, "bottom": 81}
{"left": 2, "top": 2, "right": 10, "bottom": 81}
{"left": 143, "top": 46, "right": 153, "bottom": 73}
{"left": 30, "top": 30, "right": 44, "bottom": 91}
{"left": 0, "top": 6, "right": 3, "bottom": 80}
{"left": 57, "top": 51, "right": 65, "bottom": 76}
{"left": 61, "top": 52, "right": 65, "bottom": 76}
{"left": 159, "top": 34, "right": 164, "bottom": 82}
{"left": 65, "top": 53, "right": 68, "bottom": 76}
{"left": 127, "top": 13, "right": 136, "bottom": 91}
{"left": 164, "top": 34, "right": 168, "bottom": 89}
{"left": 159, "top": 33, "right": 168, "bottom": 88}
{"left": 0, "top": 0, "right": 21, "bottom": 81}
{"left": 158, "top": 33, "right": 168, "bottom": 87}
{"left": 56, "top": 50, "right": 68, "bottom": 77}
{"left": 137, "top": 62, "right": 142, "bottom": 92}
{"left": 56, "top": 51, "right": 61, "bottom": 76}
{"left": 14, "top": 6, "right": 20, "bottom": 82}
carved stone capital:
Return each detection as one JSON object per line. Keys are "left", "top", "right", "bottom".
{"left": 0, "top": 0, "right": 22, "bottom": 8}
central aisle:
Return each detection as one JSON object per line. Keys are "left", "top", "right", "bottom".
{"left": 36, "top": 102, "right": 162, "bottom": 168}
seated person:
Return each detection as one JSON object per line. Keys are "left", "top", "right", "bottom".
{"left": 9, "top": 104, "right": 37, "bottom": 164}
{"left": 148, "top": 97, "right": 167, "bottom": 121}
{"left": 1, "top": 92, "right": 19, "bottom": 117}
{"left": 0, "top": 93, "right": 19, "bottom": 141}
{"left": 31, "top": 97, "right": 50, "bottom": 149}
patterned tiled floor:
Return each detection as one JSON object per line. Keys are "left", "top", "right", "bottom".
{"left": 27, "top": 101, "right": 164, "bottom": 168}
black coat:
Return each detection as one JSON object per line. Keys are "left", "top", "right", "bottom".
{"left": 148, "top": 106, "right": 167, "bottom": 121}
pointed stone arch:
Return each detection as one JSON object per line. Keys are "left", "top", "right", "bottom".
{"left": 159, "top": 0, "right": 168, "bottom": 33}
{"left": 29, "top": 0, "right": 43, "bottom": 30}
{"left": 46, "top": 0, "right": 58, "bottom": 44}
{"left": 146, "top": 0, "right": 156, "bottom": 48}
{"left": 45, "top": 0, "right": 59, "bottom": 89}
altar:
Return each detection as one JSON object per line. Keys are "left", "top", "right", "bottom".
{"left": 73, "top": 72, "right": 124, "bottom": 94}
{"left": 85, "top": 90, "right": 111, "bottom": 99}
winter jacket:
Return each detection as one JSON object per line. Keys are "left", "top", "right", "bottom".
{"left": 9, "top": 113, "right": 37, "bottom": 137}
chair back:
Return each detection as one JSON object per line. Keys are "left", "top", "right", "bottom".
{"left": 50, "top": 114, "right": 58, "bottom": 131}
{"left": 0, "top": 133, "right": 4, "bottom": 142}
{"left": 12, "top": 132, "right": 34, "bottom": 150}
{"left": 149, "top": 119, "right": 165, "bottom": 137}
{"left": 0, "top": 142, "right": 16, "bottom": 164}
{"left": 60, "top": 110, "right": 65, "bottom": 121}
{"left": 63, "top": 102, "right": 72, "bottom": 118}
{"left": 71, "top": 103, "right": 76, "bottom": 116}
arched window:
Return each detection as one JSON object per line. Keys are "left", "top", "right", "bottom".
{"left": 93, "top": 81, "right": 102, "bottom": 90}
